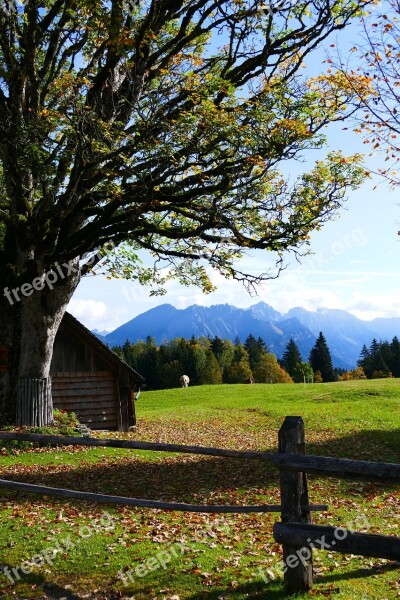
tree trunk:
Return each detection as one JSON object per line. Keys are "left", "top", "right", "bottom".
{"left": 0, "top": 300, "right": 15, "bottom": 424}
{"left": 16, "top": 377, "right": 53, "bottom": 426}
{"left": 0, "top": 264, "right": 80, "bottom": 427}
{"left": 14, "top": 295, "right": 63, "bottom": 427}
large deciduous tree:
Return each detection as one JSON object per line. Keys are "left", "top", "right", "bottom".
{"left": 0, "top": 0, "right": 370, "bottom": 425}
{"left": 292, "top": 361, "right": 314, "bottom": 383}
{"left": 253, "top": 352, "right": 293, "bottom": 383}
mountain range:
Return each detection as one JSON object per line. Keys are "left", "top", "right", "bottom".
{"left": 98, "top": 302, "right": 400, "bottom": 369}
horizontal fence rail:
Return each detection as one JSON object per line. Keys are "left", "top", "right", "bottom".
{"left": 0, "top": 431, "right": 277, "bottom": 460}
{"left": 0, "top": 479, "right": 327, "bottom": 513}
{"left": 274, "top": 453, "right": 400, "bottom": 483}
{"left": 273, "top": 522, "right": 400, "bottom": 562}
{"left": 1, "top": 431, "right": 399, "bottom": 482}
{"left": 0, "top": 417, "right": 399, "bottom": 596}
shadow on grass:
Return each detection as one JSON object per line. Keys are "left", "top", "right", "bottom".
{"left": 2, "top": 563, "right": 399, "bottom": 600}
{"left": 0, "top": 455, "right": 280, "bottom": 504}
{"left": 314, "top": 561, "right": 400, "bottom": 585}
{"left": 186, "top": 579, "right": 286, "bottom": 599}
{"left": 0, "top": 429, "right": 399, "bottom": 504}
{"left": 305, "top": 428, "right": 400, "bottom": 463}
{"left": 1, "top": 426, "right": 400, "bottom": 599}
{"left": 0, "top": 563, "right": 291, "bottom": 600}
{"left": 1, "top": 426, "right": 400, "bottom": 600}
{"left": 181, "top": 560, "right": 400, "bottom": 599}
{"left": 0, "top": 562, "right": 82, "bottom": 599}
{"left": 185, "top": 561, "right": 400, "bottom": 599}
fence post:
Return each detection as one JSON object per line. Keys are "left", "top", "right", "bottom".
{"left": 277, "top": 416, "right": 313, "bottom": 593}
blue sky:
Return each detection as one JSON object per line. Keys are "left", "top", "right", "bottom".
{"left": 68, "top": 9, "right": 400, "bottom": 332}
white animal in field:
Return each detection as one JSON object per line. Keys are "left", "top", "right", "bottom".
{"left": 180, "top": 375, "right": 190, "bottom": 387}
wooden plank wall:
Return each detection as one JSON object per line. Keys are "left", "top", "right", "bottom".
{"left": 51, "top": 327, "right": 110, "bottom": 373}
{"left": 52, "top": 371, "right": 118, "bottom": 430}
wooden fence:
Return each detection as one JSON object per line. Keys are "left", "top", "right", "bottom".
{"left": 0, "top": 416, "right": 399, "bottom": 594}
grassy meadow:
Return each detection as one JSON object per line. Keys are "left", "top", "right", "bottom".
{"left": 0, "top": 379, "right": 399, "bottom": 599}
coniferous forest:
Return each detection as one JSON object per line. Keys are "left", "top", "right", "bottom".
{"left": 112, "top": 333, "right": 400, "bottom": 390}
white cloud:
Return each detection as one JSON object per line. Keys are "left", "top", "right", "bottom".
{"left": 345, "top": 294, "right": 400, "bottom": 321}
{"left": 69, "top": 298, "right": 106, "bottom": 317}
{"left": 68, "top": 298, "right": 109, "bottom": 331}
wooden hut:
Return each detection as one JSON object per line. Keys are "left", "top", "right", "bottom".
{"left": 51, "top": 312, "right": 144, "bottom": 431}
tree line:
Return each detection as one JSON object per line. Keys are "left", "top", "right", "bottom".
{"left": 114, "top": 332, "right": 400, "bottom": 389}
{"left": 113, "top": 331, "right": 341, "bottom": 390}
{"left": 353, "top": 337, "right": 400, "bottom": 380}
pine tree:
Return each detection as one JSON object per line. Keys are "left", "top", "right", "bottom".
{"left": 390, "top": 336, "right": 400, "bottom": 378}
{"left": 371, "top": 354, "right": 391, "bottom": 379}
{"left": 309, "top": 332, "right": 335, "bottom": 382}
{"left": 113, "top": 340, "right": 136, "bottom": 369}
{"left": 369, "top": 339, "right": 390, "bottom": 378}
{"left": 369, "top": 338, "right": 380, "bottom": 357}
{"left": 257, "top": 337, "right": 268, "bottom": 353}
{"left": 139, "top": 338, "right": 161, "bottom": 389}
{"left": 282, "top": 339, "right": 302, "bottom": 377}
{"left": 358, "top": 338, "right": 396, "bottom": 379}
{"left": 358, "top": 344, "right": 372, "bottom": 378}
{"left": 378, "top": 341, "right": 393, "bottom": 377}
{"left": 244, "top": 334, "right": 267, "bottom": 371}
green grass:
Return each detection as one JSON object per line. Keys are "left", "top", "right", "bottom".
{"left": 0, "top": 379, "right": 399, "bottom": 599}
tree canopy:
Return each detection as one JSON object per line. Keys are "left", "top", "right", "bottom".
{"left": 0, "top": 0, "right": 372, "bottom": 425}
{"left": 0, "top": 0, "right": 370, "bottom": 296}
